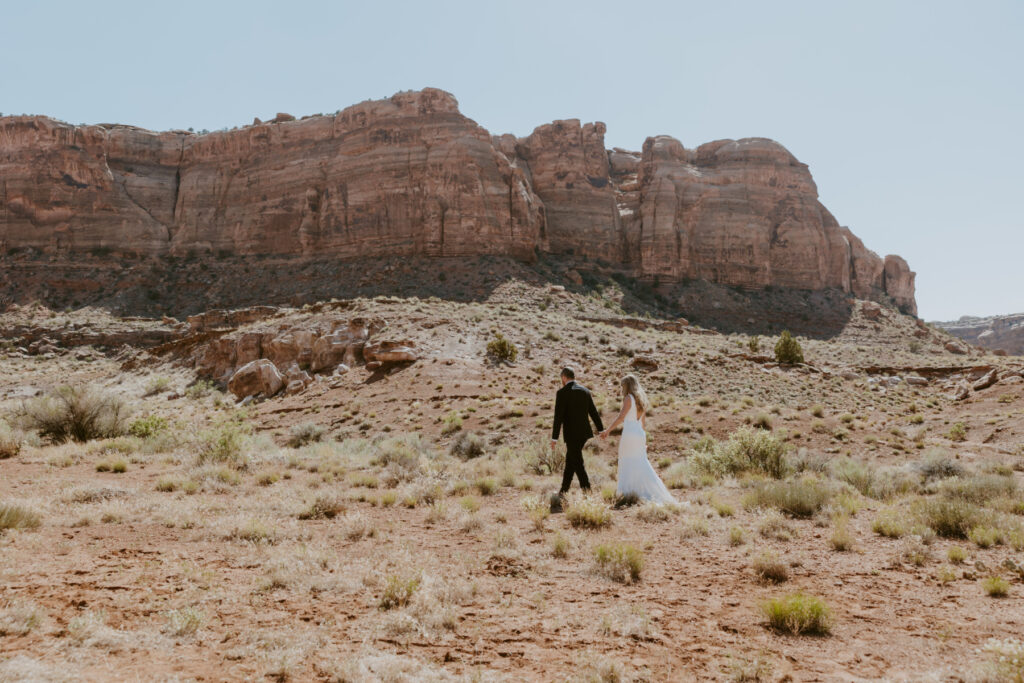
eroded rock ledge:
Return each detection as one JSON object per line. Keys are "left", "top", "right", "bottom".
{"left": 0, "top": 88, "right": 915, "bottom": 314}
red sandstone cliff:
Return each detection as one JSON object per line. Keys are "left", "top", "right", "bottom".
{"left": 0, "top": 88, "right": 916, "bottom": 315}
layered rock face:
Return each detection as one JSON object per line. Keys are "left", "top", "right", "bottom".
{"left": 935, "top": 314, "right": 1024, "bottom": 355}
{"left": 0, "top": 88, "right": 915, "bottom": 314}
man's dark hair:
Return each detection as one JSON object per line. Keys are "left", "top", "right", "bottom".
{"left": 560, "top": 367, "right": 575, "bottom": 380}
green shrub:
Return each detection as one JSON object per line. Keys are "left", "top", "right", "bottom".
{"left": 475, "top": 477, "right": 497, "bottom": 496}
{"left": 761, "top": 592, "right": 831, "bottom": 635}
{"left": 828, "top": 456, "right": 874, "bottom": 496}
{"left": 196, "top": 417, "right": 251, "bottom": 469}
{"left": 18, "top": 385, "right": 128, "bottom": 443}
{"left": 947, "top": 422, "right": 967, "bottom": 442}
{"left": 441, "top": 410, "right": 463, "bottom": 435}
{"left": 747, "top": 336, "right": 760, "bottom": 353}
{"left": 939, "top": 474, "right": 1017, "bottom": 505}
{"left": 690, "top": 427, "right": 789, "bottom": 479}
{"left": 184, "top": 380, "right": 216, "bottom": 400}
{"left": 914, "top": 449, "right": 964, "bottom": 482}
{"left": 0, "top": 504, "right": 42, "bottom": 531}
{"left": 773, "top": 331, "right": 804, "bottom": 365}
{"left": 128, "top": 415, "right": 168, "bottom": 439}
{"left": 286, "top": 422, "right": 325, "bottom": 448}
{"left": 830, "top": 514, "right": 854, "bottom": 551}
{"left": 376, "top": 435, "right": 426, "bottom": 472}
{"left": 593, "top": 542, "right": 643, "bottom": 583}
{"left": 486, "top": 333, "right": 518, "bottom": 363}
{"left": 745, "top": 476, "right": 832, "bottom": 518}
{"left": 914, "top": 497, "right": 989, "bottom": 539}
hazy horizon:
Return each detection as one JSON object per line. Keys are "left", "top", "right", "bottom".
{"left": 2, "top": 0, "right": 1021, "bottom": 320}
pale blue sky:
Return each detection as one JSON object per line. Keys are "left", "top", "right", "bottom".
{"left": 2, "top": 0, "right": 1021, "bottom": 320}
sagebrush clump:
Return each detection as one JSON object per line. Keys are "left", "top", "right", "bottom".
{"left": 18, "top": 385, "right": 128, "bottom": 443}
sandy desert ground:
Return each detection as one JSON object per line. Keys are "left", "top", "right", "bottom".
{"left": 2, "top": 281, "right": 1023, "bottom": 682}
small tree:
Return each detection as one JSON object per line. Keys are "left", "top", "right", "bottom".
{"left": 774, "top": 331, "right": 804, "bottom": 365}
{"left": 486, "top": 332, "right": 518, "bottom": 363}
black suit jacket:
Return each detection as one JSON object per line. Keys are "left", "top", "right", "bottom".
{"left": 551, "top": 381, "right": 604, "bottom": 445}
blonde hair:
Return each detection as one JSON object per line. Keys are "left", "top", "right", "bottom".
{"left": 620, "top": 374, "right": 650, "bottom": 416}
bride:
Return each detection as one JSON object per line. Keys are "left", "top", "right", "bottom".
{"left": 599, "top": 374, "right": 676, "bottom": 505}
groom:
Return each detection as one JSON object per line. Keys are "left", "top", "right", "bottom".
{"left": 550, "top": 367, "right": 604, "bottom": 494}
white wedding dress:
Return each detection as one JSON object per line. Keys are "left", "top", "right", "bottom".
{"left": 616, "top": 395, "right": 676, "bottom": 504}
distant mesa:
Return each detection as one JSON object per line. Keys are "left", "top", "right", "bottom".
{"left": 0, "top": 87, "right": 914, "bottom": 316}
{"left": 934, "top": 313, "right": 1024, "bottom": 356}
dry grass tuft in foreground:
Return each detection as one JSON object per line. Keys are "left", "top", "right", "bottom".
{"left": 593, "top": 542, "right": 644, "bottom": 584}
{"left": 760, "top": 592, "right": 832, "bottom": 635}
{"left": 0, "top": 503, "right": 42, "bottom": 531}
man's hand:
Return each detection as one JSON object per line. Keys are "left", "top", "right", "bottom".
{"left": 598, "top": 430, "right": 608, "bottom": 440}
{"left": 550, "top": 439, "right": 558, "bottom": 450}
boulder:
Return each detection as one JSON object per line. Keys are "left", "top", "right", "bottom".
{"left": 284, "top": 379, "right": 306, "bottom": 395}
{"left": 945, "top": 341, "right": 968, "bottom": 355}
{"left": 364, "top": 340, "right": 418, "bottom": 364}
{"left": 227, "top": 359, "right": 284, "bottom": 399}
{"left": 972, "top": 369, "right": 999, "bottom": 391}
{"left": 950, "top": 381, "right": 971, "bottom": 402}
{"left": 631, "top": 356, "right": 659, "bottom": 371}
{"left": 905, "top": 375, "right": 929, "bottom": 386}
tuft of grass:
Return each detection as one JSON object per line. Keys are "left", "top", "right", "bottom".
{"left": 981, "top": 576, "right": 1009, "bottom": 597}
{"left": 286, "top": 422, "right": 325, "bottom": 448}
{"left": 440, "top": 410, "right": 463, "bottom": 436}
{"left": 728, "top": 526, "right": 746, "bottom": 546}
{"left": 521, "top": 495, "right": 550, "bottom": 531}
{"left": 95, "top": 456, "right": 127, "bottom": 473}
{"left": 947, "top": 422, "right": 967, "bottom": 442}
{"left": 298, "top": 495, "right": 344, "bottom": 520}
{"left": 379, "top": 573, "right": 421, "bottom": 610}
{"left": 752, "top": 551, "right": 789, "bottom": 583}
{"left": 475, "top": 477, "right": 497, "bottom": 496}
{"left": 593, "top": 542, "right": 643, "bottom": 584}
{"left": 872, "top": 508, "right": 907, "bottom": 538}
{"left": 450, "top": 431, "right": 486, "bottom": 459}
{"left": 0, "top": 600, "right": 43, "bottom": 636}
{"left": 947, "top": 545, "right": 968, "bottom": 564}
{"left": 551, "top": 533, "right": 570, "bottom": 558}
{"left": 565, "top": 493, "right": 612, "bottom": 529}
{"left": 256, "top": 470, "right": 280, "bottom": 487}
{"left": 143, "top": 376, "right": 171, "bottom": 396}
{"left": 968, "top": 525, "right": 1003, "bottom": 549}
{"left": 830, "top": 514, "right": 855, "bottom": 551}
{"left": 744, "top": 476, "right": 832, "bottom": 518}
{"left": 0, "top": 421, "right": 22, "bottom": 460}
{"left": 0, "top": 504, "right": 42, "bottom": 531}
{"left": 165, "top": 606, "right": 204, "bottom": 636}
{"left": 760, "top": 592, "right": 831, "bottom": 635}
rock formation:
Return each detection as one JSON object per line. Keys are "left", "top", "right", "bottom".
{"left": 0, "top": 88, "right": 916, "bottom": 314}
{"left": 935, "top": 314, "right": 1024, "bottom": 356}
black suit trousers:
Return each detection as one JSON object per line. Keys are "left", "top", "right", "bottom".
{"left": 560, "top": 440, "right": 591, "bottom": 493}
